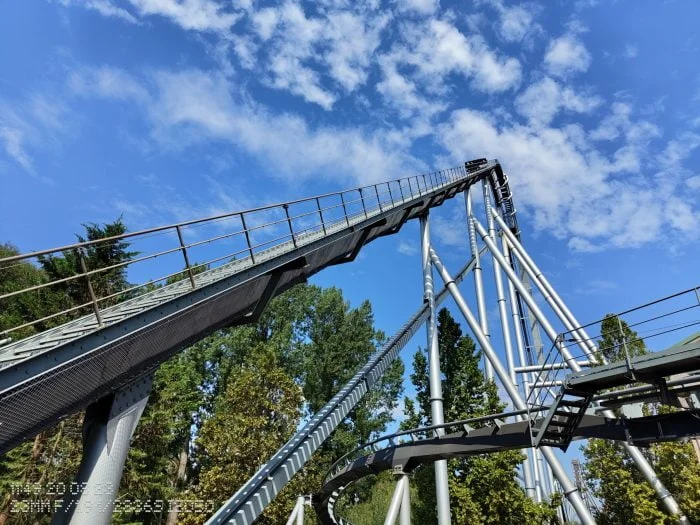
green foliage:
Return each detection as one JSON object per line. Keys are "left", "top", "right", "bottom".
{"left": 401, "top": 308, "right": 556, "bottom": 524}
{"left": 38, "top": 218, "right": 136, "bottom": 313}
{"left": 583, "top": 439, "right": 669, "bottom": 525}
{"left": 598, "top": 313, "right": 647, "bottom": 363}
{"left": 0, "top": 219, "right": 136, "bottom": 524}
{"left": 186, "top": 352, "right": 304, "bottom": 525}
{"left": 339, "top": 472, "right": 412, "bottom": 524}
{"left": 0, "top": 243, "right": 51, "bottom": 339}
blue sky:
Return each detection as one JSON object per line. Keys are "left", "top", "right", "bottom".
{"left": 1, "top": 0, "right": 700, "bottom": 419}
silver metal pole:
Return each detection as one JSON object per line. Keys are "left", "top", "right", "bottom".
{"left": 492, "top": 214, "right": 688, "bottom": 523}
{"left": 499, "top": 237, "right": 536, "bottom": 501}
{"left": 428, "top": 248, "right": 595, "bottom": 525}
{"left": 472, "top": 219, "right": 578, "bottom": 368}
{"left": 503, "top": 235, "right": 595, "bottom": 363}
{"left": 297, "top": 496, "right": 304, "bottom": 525}
{"left": 53, "top": 376, "right": 152, "bottom": 525}
{"left": 419, "top": 214, "right": 451, "bottom": 525}
{"left": 385, "top": 476, "right": 409, "bottom": 525}
{"left": 400, "top": 475, "right": 411, "bottom": 525}
{"left": 503, "top": 238, "right": 541, "bottom": 502}
{"left": 466, "top": 188, "right": 494, "bottom": 381}
{"left": 285, "top": 497, "right": 305, "bottom": 525}
{"left": 484, "top": 188, "right": 516, "bottom": 387}
{"left": 493, "top": 212, "right": 598, "bottom": 359}
{"left": 483, "top": 193, "right": 536, "bottom": 501}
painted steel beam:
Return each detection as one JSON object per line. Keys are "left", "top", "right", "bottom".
{"left": 316, "top": 409, "right": 700, "bottom": 525}
{"left": 0, "top": 165, "right": 495, "bottom": 456}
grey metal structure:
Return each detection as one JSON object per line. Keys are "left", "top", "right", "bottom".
{"left": 0, "top": 163, "right": 483, "bottom": 456}
{"left": 419, "top": 214, "right": 451, "bottom": 525}
{"left": 51, "top": 374, "right": 153, "bottom": 525}
{"left": 2, "top": 158, "right": 698, "bottom": 525}
{"left": 315, "top": 406, "right": 700, "bottom": 524}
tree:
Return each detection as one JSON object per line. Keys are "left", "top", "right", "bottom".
{"left": 0, "top": 227, "right": 403, "bottom": 525}
{"left": 402, "top": 308, "right": 556, "bottom": 524}
{"left": 0, "top": 220, "right": 136, "bottom": 524}
{"left": 184, "top": 351, "right": 304, "bottom": 525}
{"left": 38, "top": 218, "right": 136, "bottom": 315}
{"left": 0, "top": 243, "right": 53, "bottom": 340}
{"left": 583, "top": 314, "right": 700, "bottom": 524}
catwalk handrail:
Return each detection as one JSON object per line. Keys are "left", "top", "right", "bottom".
{"left": 0, "top": 163, "right": 482, "bottom": 341}
{"left": 525, "top": 285, "right": 700, "bottom": 411}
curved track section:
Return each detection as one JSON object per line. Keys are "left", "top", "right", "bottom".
{"left": 316, "top": 410, "right": 700, "bottom": 524}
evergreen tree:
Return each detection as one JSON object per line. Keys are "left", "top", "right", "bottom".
{"left": 0, "top": 226, "right": 403, "bottom": 525}
{"left": 0, "top": 220, "right": 135, "bottom": 524}
{"left": 0, "top": 244, "right": 53, "bottom": 340}
{"left": 184, "top": 351, "right": 305, "bottom": 525}
{"left": 402, "top": 308, "right": 556, "bottom": 524}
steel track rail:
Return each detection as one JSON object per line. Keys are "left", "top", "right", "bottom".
{"left": 204, "top": 250, "right": 485, "bottom": 525}
{"left": 317, "top": 410, "right": 700, "bottom": 525}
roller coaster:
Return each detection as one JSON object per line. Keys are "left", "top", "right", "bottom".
{"left": 0, "top": 159, "right": 698, "bottom": 525}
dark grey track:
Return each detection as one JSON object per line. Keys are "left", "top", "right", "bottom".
{"left": 315, "top": 410, "right": 700, "bottom": 524}
{"left": 0, "top": 162, "right": 500, "bottom": 456}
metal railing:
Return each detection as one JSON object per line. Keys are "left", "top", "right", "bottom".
{"left": 525, "top": 286, "right": 700, "bottom": 416}
{"left": 0, "top": 165, "right": 475, "bottom": 346}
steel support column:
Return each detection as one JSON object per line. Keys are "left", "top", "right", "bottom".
{"left": 492, "top": 213, "right": 688, "bottom": 524}
{"left": 419, "top": 214, "right": 451, "bottom": 525}
{"left": 466, "top": 188, "right": 494, "bottom": 381}
{"left": 52, "top": 374, "right": 153, "bottom": 525}
{"left": 400, "top": 475, "right": 411, "bottom": 525}
{"left": 285, "top": 496, "right": 306, "bottom": 525}
{"left": 385, "top": 475, "right": 409, "bottom": 525}
{"left": 482, "top": 185, "right": 536, "bottom": 500}
{"left": 501, "top": 238, "right": 542, "bottom": 503}
{"left": 428, "top": 248, "right": 595, "bottom": 525}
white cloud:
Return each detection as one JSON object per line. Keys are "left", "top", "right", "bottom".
{"left": 323, "top": 11, "right": 390, "bottom": 92}
{"left": 515, "top": 76, "right": 602, "bottom": 127}
{"left": 437, "top": 106, "right": 698, "bottom": 250}
{"left": 251, "top": 7, "right": 279, "bottom": 40}
{"left": 397, "top": 240, "right": 418, "bottom": 256}
{"left": 397, "top": 0, "right": 439, "bottom": 16}
{"left": 58, "top": 0, "right": 139, "bottom": 23}
{"left": 245, "top": 3, "right": 390, "bottom": 107}
{"left": 376, "top": 54, "right": 446, "bottom": 119}
{"left": 0, "top": 126, "right": 33, "bottom": 173}
{"left": 484, "top": 0, "right": 541, "bottom": 43}
{"left": 499, "top": 5, "right": 535, "bottom": 41}
{"left": 544, "top": 33, "right": 591, "bottom": 78}
{"left": 686, "top": 175, "right": 700, "bottom": 190}
{"left": 69, "top": 66, "right": 150, "bottom": 101}
{"left": 624, "top": 43, "right": 638, "bottom": 59}
{"left": 377, "top": 17, "right": 521, "bottom": 116}
{"left": 0, "top": 94, "right": 70, "bottom": 180}
{"left": 74, "top": 66, "right": 422, "bottom": 185}
{"left": 127, "top": 0, "right": 241, "bottom": 32}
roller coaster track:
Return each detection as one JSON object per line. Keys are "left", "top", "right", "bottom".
{"left": 0, "top": 162, "right": 507, "bottom": 456}
{"left": 3, "top": 156, "right": 697, "bottom": 525}
{"left": 316, "top": 405, "right": 700, "bottom": 525}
